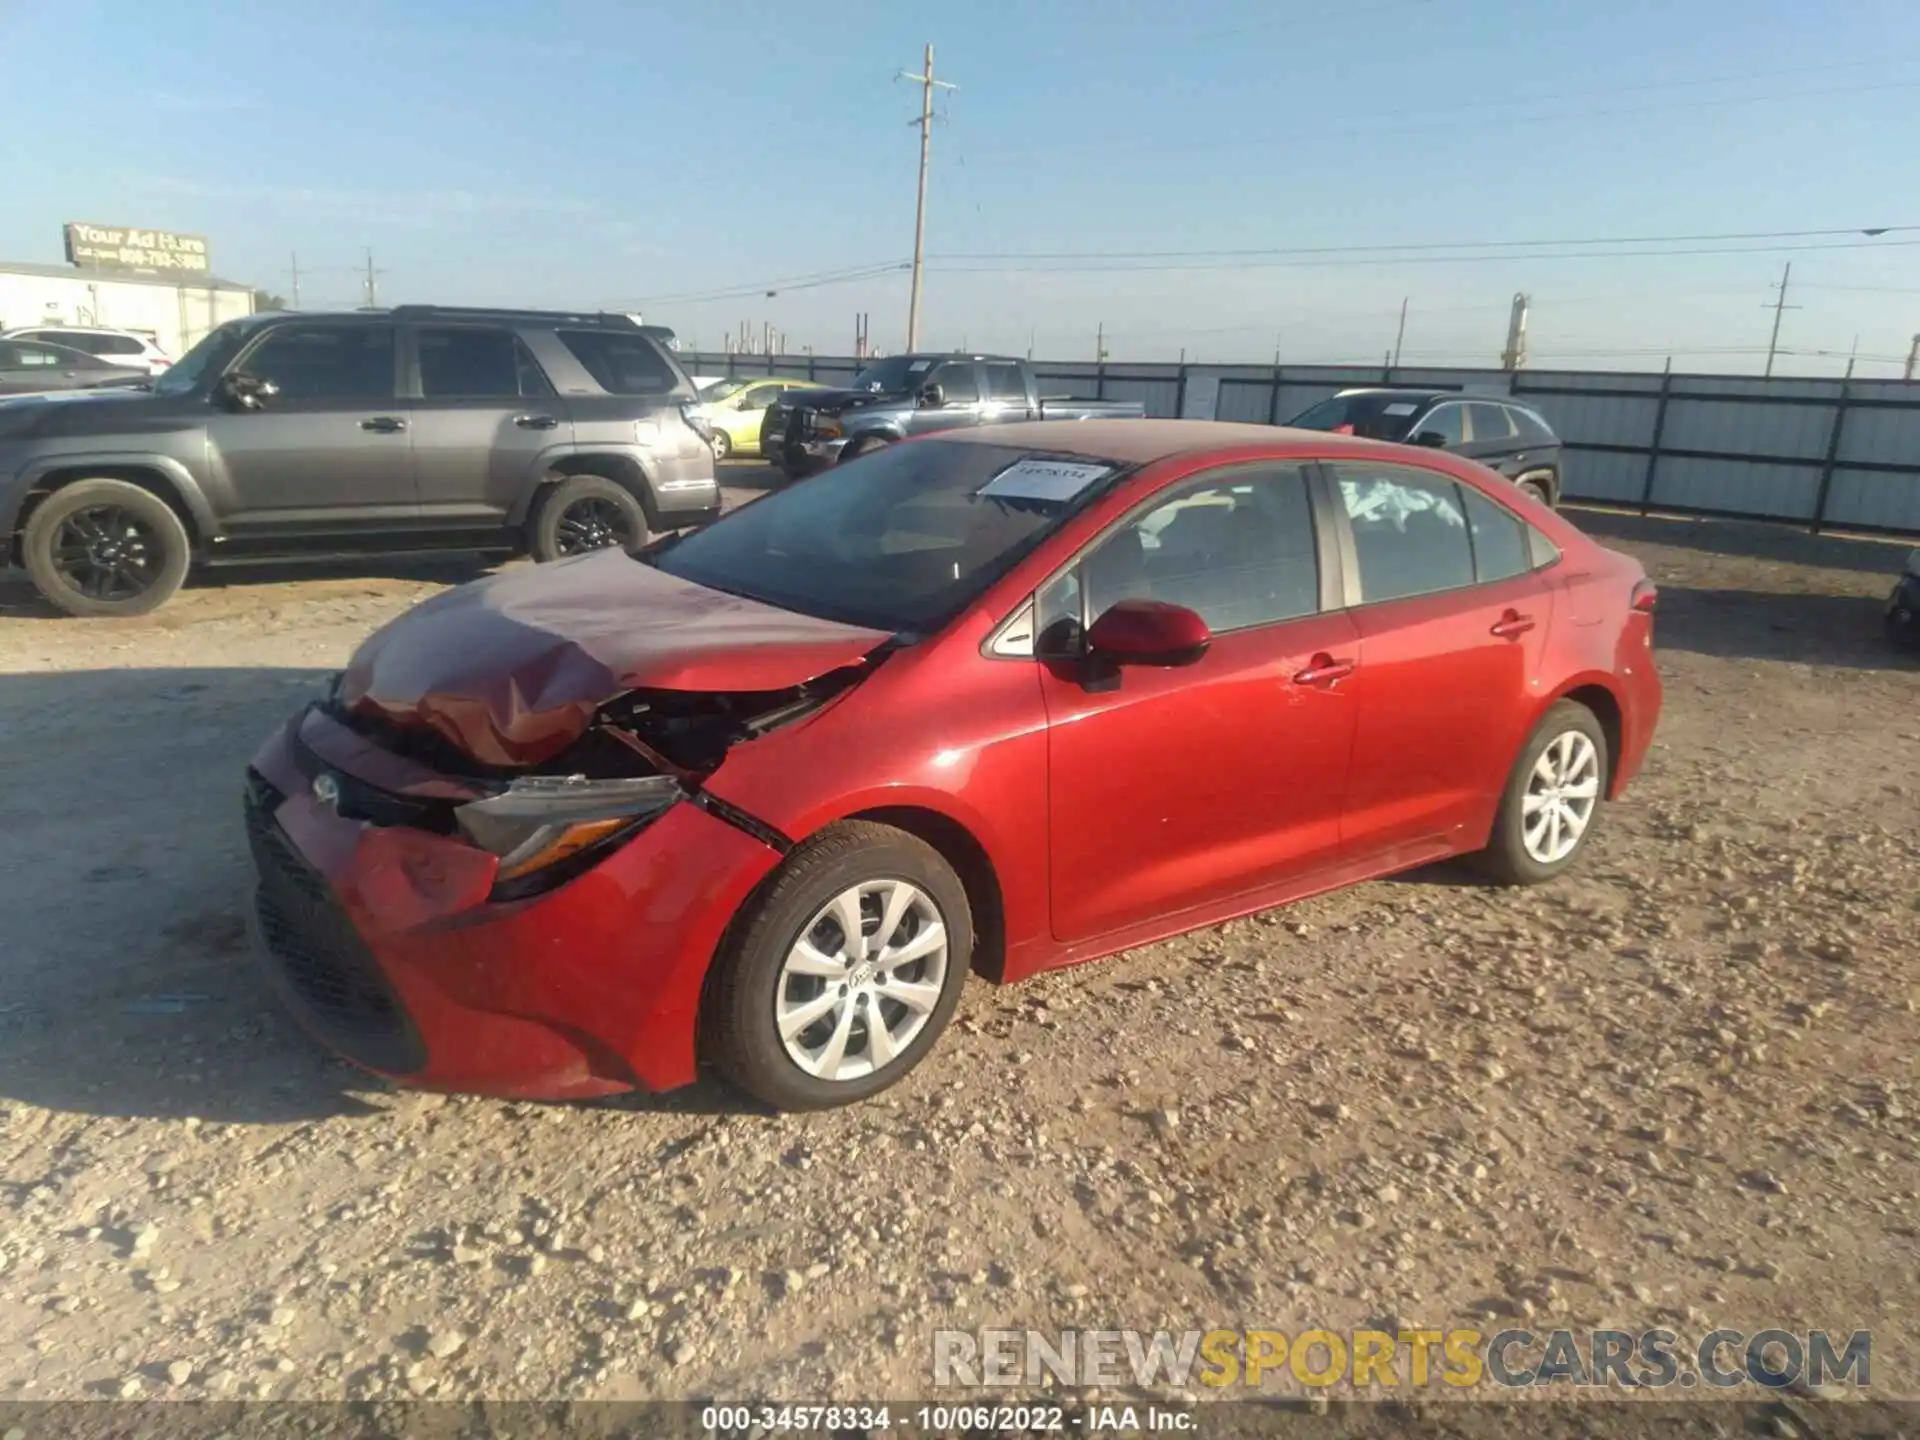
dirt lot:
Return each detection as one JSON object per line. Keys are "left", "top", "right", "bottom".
{"left": 1, "top": 481, "right": 1916, "bottom": 1412}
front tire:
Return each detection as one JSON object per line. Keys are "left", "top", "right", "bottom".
{"left": 841, "top": 434, "right": 893, "bottom": 463}
{"left": 709, "top": 429, "right": 732, "bottom": 461}
{"left": 528, "top": 475, "right": 651, "bottom": 562}
{"left": 22, "top": 477, "right": 192, "bottom": 617}
{"left": 1473, "top": 699, "right": 1609, "bottom": 885}
{"left": 704, "top": 821, "right": 972, "bottom": 1111}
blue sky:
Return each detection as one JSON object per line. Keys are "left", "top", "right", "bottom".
{"left": 5, "top": 0, "right": 1920, "bottom": 371}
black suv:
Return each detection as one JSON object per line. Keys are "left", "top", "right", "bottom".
{"left": 0, "top": 306, "right": 719, "bottom": 616}
{"left": 1287, "top": 388, "right": 1564, "bottom": 507}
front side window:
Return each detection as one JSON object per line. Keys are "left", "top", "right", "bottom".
{"left": 1331, "top": 462, "right": 1474, "bottom": 603}
{"left": 557, "top": 329, "right": 678, "bottom": 394}
{"left": 1041, "top": 466, "right": 1320, "bottom": 647}
{"left": 417, "top": 326, "right": 550, "bottom": 398}
{"left": 237, "top": 324, "right": 395, "bottom": 400}
{"left": 7, "top": 344, "right": 60, "bottom": 368}
{"left": 930, "top": 363, "right": 979, "bottom": 404}
{"left": 648, "top": 440, "right": 1122, "bottom": 632}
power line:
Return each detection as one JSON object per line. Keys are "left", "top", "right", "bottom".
{"left": 616, "top": 260, "right": 909, "bottom": 308}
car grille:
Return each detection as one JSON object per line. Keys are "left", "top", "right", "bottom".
{"left": 244, "top": 770, "right": 427, "bottom": 1075}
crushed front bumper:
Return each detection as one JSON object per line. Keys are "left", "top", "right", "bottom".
{"left": 244, "top": 708, "right": 784, "bottom": 1098}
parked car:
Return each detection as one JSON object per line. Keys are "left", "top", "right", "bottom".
{"left": 0, "top": 305, "right": 719, "bottom": 617}
{"left": 694, "top": 376, "right": 829, "bottom": 459}
{"left": 2, "top": 325, "right": 172, "bottom": 377}
{"left": 1888, "top": 549, "right": 1920, "bottom": 648}
{"left": 1287, "top": 388, "right": 1564, "bottom": 507}
{"left": 762, "top": 354, "right": 1147, "bottom": 478}
{"left": 0, "top": 338, "right": 150, "bottom": 395}
{"left": 245, "top": 419, "right": 1661, "bottom": 1110}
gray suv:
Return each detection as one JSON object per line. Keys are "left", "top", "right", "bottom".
{"left": 0, "top": 305, "right": 720, "bottom": 616}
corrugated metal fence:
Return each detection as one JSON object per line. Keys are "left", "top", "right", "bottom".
{"left": 682, "top": 352, "right": 1920, "bottom": 538}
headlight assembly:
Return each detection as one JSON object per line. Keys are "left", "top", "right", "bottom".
{"left": 457, "top": 774, "right": 681, "bottom": 896}
{"left": 812, "top": 416, "right": 843, "bottom": 439}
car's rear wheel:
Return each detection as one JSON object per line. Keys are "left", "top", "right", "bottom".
{"left": 529, "top": 475, "right": 651, "bottom": 562}
{"left": 22, "top": 477, "right": 191, "bottom": 617}
{"left": 1473, "top": 699, "right": 1608, "bottom": 885}
{"left": 709, "top": 429, "right": 732, "bottom": 461}
{"left": 704, "top": 821, "right": 971, "bottom": 1111}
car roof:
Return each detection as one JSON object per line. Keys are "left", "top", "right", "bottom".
{"left": 7, "top": 325, "right": 147, "bottom": 337}
{"left": 929, "top": 418, "right": 1466, "bottom": 466}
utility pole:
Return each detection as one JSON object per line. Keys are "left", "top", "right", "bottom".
{"left": 1763, "top": 261, "right": 1799, "bottom": 377}
{"left": 362, "top": 248, "right": 380, "bottom": 308}
{"left": 1392, "top": 296, "right": 1409, "bottom": 368}
{"left": 899, "top": 43, "right": 957, "bottom": 351}
{"left": 1905, "top": 333, "right": 1920, "bottom": 381}
{"left": 289, "top": 252, "right": 301, "bottom": 309}
{"left": 1500, "top": 292, "right": 1530, "bottom": 371}
{"left": 1095, "top": 322, "right": 1109, "bottom": 364}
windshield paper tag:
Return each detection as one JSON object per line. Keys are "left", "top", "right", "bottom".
{"left": 1382, "top": 402, "right": 1418, "bottom": 415}
{"left": 978, "top": 459, "right": 1113, "bottom": 503}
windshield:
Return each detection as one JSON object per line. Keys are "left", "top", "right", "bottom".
{"left": 647, "top": 440, "right": 1123, "bottom": 632}
{"left": 849, "top": 356, "right": 938, "bottom": 394}
{"left": 699, "top": 378, "right": 749, "bottom": 402}
{"left": 152, "top": 322, "right": 248, "bottom": 396}
{"left": 1287, "top": 393, "right": 1429, "bottom": 441}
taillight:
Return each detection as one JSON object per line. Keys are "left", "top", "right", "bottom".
{"left": 1630, "top": 579, "right": 1658, "bottom": 614}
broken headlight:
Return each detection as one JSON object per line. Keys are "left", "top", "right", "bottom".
{"left": 456, "top": 774, "right": 681, "bottom": 896}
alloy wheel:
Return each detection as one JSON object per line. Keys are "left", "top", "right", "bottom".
{"left": 774, "top": 879, "right": 949, "bottom": 1082}
{"left": 1521, "top": 730, "right": 1600, "bottom": 864}
{"left": 50, "top": 504, "right": 164, "bottom": 602}
{"left": 552, "top": 497, "right": 637, "bottom": 556}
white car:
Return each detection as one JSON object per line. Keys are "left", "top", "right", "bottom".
{"left": 1, "top": 326, "right": 171, "bottom": 376}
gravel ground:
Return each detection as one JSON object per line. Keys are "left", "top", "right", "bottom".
{"left": 0, "top": 482, "right": 1916, "bottom": 1412}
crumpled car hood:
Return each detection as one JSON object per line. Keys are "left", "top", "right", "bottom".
{"left": 340, "top": 549, "right": 891, "bottom": 767}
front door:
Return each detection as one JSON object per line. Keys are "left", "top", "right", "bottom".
{"left": 209, "top": 321, "right": 415, "bottom": 532}
{"left": 1040, "top": 462, "right": 1358, "bottom": 944}
{"left": 1327, "top": 461, "right": 1556, "bottom": 860}
{"left": 404, "top": 323, "right": 571, "bottom": 530}
{"left": 905, "top": 361, "right": 984, "bottom": 437}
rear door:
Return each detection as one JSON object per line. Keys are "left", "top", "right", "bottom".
{"left": 1327, "top": 460, "right": 1556, "bottom": 864}
{"left": 404, "top": 323, "right": 569, "bottom": 529}
{"left": 207, "top": 321, "right": 417, "bottom": 530}
{"left": 1039, "top": 462, "right": 1358, "bottom": 942}
{"left": 1462, "top": 401, "right": 1524, "bottom": 476}
{"left": 978, "top": 360, "right": 1034, "bottom": 424}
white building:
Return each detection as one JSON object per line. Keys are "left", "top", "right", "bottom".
{"left": 0, "top": 260, "right": 256, "bottom": 360}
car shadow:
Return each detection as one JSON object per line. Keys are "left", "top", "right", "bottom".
{"left": 0, "top": 665, "right": 756, "bottom": 1125}
{"left": 717, "top": 459, "right": 784, "bottom": 494}
{"left": 1566, "top": 505, "right": 1911, "bottom": 576}
{"left": 0, "top": 554, "right": 506, "bottom": 619}
{"left": 1651, "top": 585, "right": 1918, "bottom": 669}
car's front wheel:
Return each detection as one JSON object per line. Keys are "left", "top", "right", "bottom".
{"left": 528, "top": 475, "right": 651, "bottom": 561}
{"left": 1474, "top": 699, "right": 1609, "bottom": 885}
{"left": 841, "top": 434, "right": 893, "bottom": 463}
{"left": 22, "top": 477, "right": 192, "bottom": 617}
{"left": 704, "top": 821, "right": 971, "bottom": 1110}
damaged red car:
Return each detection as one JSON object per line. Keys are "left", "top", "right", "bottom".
{"left": 246, "top": 421, "right": 1662, "bottom": 1110}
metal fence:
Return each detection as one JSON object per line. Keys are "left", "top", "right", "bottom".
{"left": 681, "top": 352, "right": 1920, "bottom": 539}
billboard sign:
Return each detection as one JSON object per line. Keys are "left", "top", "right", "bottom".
{"left": 64, "top": 222, "right": 211, "bottom": 275}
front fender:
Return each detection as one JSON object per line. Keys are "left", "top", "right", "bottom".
{"left": 842, "top": 414, "right": 908, "bottom": 443}
{"left": 6, "top": 452, "right": 219, "bottom": 541}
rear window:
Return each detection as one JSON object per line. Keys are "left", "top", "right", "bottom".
{"left": 557, "top": 329, "right": 680, "bottom": 394}
{"left": 93, "top": 334, "right": 147, "bottom": 356}
{"left": 1287, "top": 393, "right": 1429, "bottom": 442}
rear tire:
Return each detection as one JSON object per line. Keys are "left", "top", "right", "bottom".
{"left": 22, "top": 477, "right": 191, "bottom": 617}
{"left": 704, "top": 822, "right": 972, "bottom": 1111}
{"left": 528, "top": 475, "right": 652, "bottom": 562}
{"left": 1473, "top": 699, "right": 1609, "bottom": 886}
{"left": 1517, "top": 476, "right": 1554, "bottom": 508}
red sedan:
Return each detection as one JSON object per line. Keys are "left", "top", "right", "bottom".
{"left": 246, "top": 421, "right": 1661, "bottom": 1110}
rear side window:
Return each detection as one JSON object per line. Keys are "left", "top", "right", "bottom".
{"left": 557, "top": 329, "right": 679, "bottom": 394}
{"left": 1331, "top": 463, "right": 1474, "bottom": 603}
{"left": 983, "top": 362, "right": 1025, "bottom": 401}
{"left": 94, "top": 334, "right": 146, "bottom": 356}
{"left": 1466, "top": 403, "right": 1515, "bottom": 443}
{"left": 239, "top": 324, "right": 396, "bottom": 400}
{"left": 416, "top": 326, "right": 551, "bottom": 398}
{"left": 1461, "top": 485, "right": 1530, "bottom": 582}
{"left": 1411, "top": 403, "right": 1464, "bottom": 447}
{"left": 1511, "top": 406, "right": 1558, "bottom": 444}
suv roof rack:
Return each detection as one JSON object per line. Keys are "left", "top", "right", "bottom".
{"left": 386, "top": 303, "right": 669, "bottom": 333}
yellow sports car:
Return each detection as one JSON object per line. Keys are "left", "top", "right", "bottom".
{"left": 694, "top": 376, "right": 828, "bottom": 459}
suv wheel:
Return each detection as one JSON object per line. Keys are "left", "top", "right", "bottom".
{"left": 529, "top": 475, "right": 651, "bottom": 562}
{"left": 22, "top": 477, "right": 192, "bottom": 617}
{"left": 1517, "top": 476, "right": 1554, "bottom": 507}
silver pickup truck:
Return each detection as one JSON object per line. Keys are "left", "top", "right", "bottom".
{"left": 761, "top": 353, "right": 1146, "bottom": 478}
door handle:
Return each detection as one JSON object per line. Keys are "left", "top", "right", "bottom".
{"left": 360, "top": 416, "right": 407, "bottom": 433}
{"left": 514, "top": 413, "right": 559, "bottom": 430}
{"left": 1292, "top": 653, "right": 1356, "bottom": 686}
{"left": 1490, "top": 609, "right": 1536, "bottom": 640}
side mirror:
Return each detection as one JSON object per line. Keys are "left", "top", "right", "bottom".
{"left": 918, "top": 383, "right": 945, "bottom": 409}
{"left": 1410, "top": 429, "right": 1448, "bottom": 448}
{"left": 222, "top": 372, "right": 279, "bottom": 411}
{"left": 1086, "top": 599, "right": 1211, "bottom": 667}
